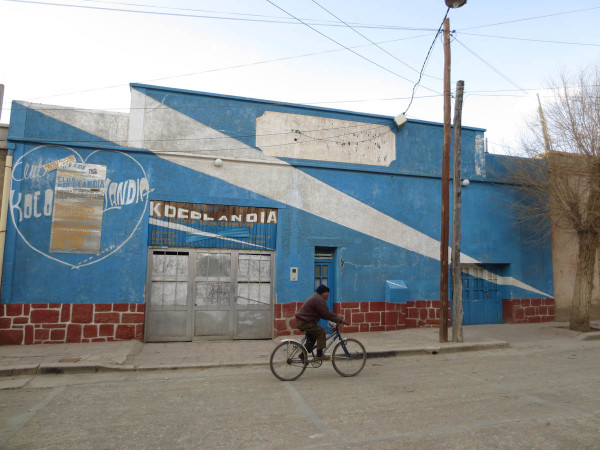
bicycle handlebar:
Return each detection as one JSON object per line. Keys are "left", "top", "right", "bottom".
{"left": 328, "top": 320, "right": 348, "bottom": 329}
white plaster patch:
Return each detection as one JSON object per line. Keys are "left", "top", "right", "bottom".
{"left": 23, "top": 101, "right": 129, "bottom": 145}
{"left": 474, "top": 134, "right": 486, "bottom": 177}
{"left": 128, "top": 91, "right": 272, "bottom": 160}
{"left": 256, "top": 111, "right": 395, "bottom": 166}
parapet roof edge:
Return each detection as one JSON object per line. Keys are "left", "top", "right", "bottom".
{"left": 130, "top": 83, "right": 486, "bottom": 133}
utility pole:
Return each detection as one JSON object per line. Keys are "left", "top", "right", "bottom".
{"left": 439, "top": 17, "right": 451, "bottom": 343}
{"left": 0, "top": 84, "right": 4, "bottom": 121}
{"left": 537, "top": 93, "right": 552, "bottom": 153}
{"left": 451, "top": 80, "right": 464, "bottom": 343}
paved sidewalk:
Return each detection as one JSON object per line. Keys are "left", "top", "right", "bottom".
{"left": 1, "top": 321, "right": 599, "bottom": 377}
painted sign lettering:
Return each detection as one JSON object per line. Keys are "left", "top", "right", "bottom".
{"left": 149, "top": 201, "right": 278, "bottom": 250}
{"left": 10, "top": 145, "right": 152, "bottom": 268}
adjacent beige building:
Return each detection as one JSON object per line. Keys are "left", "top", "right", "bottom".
{"left": 551, "top": 225, "right": 600, "bottom": 320}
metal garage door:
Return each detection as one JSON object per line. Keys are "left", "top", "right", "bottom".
{"left": 145, "top": 248, "right": 274, "bottom": 341}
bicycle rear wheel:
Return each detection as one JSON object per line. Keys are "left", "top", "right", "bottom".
{"left": 331, "top": 338, "right": 366, "bottom": 377}
{"left": 270, "top": 341, "right": 307, "bottom": 381}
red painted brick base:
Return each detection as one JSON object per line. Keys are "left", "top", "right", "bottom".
{"left": 503, "top": 298, "right": 555, "bottom": 324}
{"left": 0, "top": 303, "right": 145, "bottom": 345}
{"left": 274, "top": 300, "right": 450, "bottom": 337}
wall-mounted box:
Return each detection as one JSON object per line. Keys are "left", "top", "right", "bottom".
{"left": 385, "top": 280, "right": 408, "bottom": 303}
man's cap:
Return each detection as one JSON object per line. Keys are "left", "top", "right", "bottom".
{"left": 316, "top": 284, "right": 330, "bottom": 294}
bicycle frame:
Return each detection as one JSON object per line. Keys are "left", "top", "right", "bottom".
{"left": 270, "top": 322, "right": 366, "bottom": 380}
{"left": 281, "top": 324, "right": 351, "bottom": 360}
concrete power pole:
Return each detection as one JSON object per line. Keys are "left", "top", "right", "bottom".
{"left": 452, "top": 80, "right": 465, "bottom": 343}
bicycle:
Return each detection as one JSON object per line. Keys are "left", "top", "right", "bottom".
{"left": 269, "top": 321, "right": 367, "bottom": 381}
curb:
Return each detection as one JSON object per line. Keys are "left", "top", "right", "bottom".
{"left": 0, "top": 365, "right": 39, "bottom": 377}
{"left": 366, "top": 340, "right": 509, "bottom": 358}
{"left": 0, "top": 340, "right": 509, "bottom": 377}
{"left": 576, "top": 331, "right": 600, "bottom": 341}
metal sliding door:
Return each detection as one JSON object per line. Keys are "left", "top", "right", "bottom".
{"left": 146, "top": 248, "right": 274, "bottom": 341}
{"left": 194, "top": 251, "right": 234, "bottom": 338}
{"left": 235, "top": 253, "right": 273, "bottom": 339}
{"left": 145, "top": 250, "right": 192, "bottom": 341}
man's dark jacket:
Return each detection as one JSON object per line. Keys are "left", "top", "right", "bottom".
{"left": 295, "top": 292, "right": 342, "bottom": 323}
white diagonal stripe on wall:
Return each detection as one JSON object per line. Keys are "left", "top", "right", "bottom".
{"left": 149, "top": 218, "right": 269, "bottom": 249}
{"left": 132, "top": 94, "right": 551, "bottom": 298}
{"left": 31, "top": 92, "right": 550, "bottom": 298}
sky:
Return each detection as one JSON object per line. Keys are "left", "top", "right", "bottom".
{"left": 1, "top": 0, "right": 600, "bottom": 154}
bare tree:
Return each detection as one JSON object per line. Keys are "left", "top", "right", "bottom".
{"left": 510, "top": 65, "right": 600, "bottom": 332}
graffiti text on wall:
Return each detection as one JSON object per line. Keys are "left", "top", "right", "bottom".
{"left": 10, "top": 145, "right": 152, "bottom": 269}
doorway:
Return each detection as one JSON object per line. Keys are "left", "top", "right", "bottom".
{"left": 315, "top": 247, "right": 335, "bottom": 330}
{"left": 145, "top": 248, "right": 274, "bottom": 341}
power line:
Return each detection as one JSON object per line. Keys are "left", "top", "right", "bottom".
{"left": 458, "top": 32, "right": 600, "bottom": 48}
{"left": 264, "top": 0, "right": 440, "bottom": 94}
{"left": 6, "top": 0, "right": 599, "bottom": 35}
{"left": 13, "top": 83, "right": 590, "bottom": 116}
{"left": 7, "top": 122, "right": 393, "bottom": 149}
{"left": 22, "top": 32, "right": 438, "bottom": 103}
{"left": 308, "top": 0, "right": 440, "bottom": 80}
{"left": 9, "top": 93, "right": 444, "bottom": 112}
{"left": 75, "top": 0, "right": 437, "bottom": 31}
{"left": 3, "top": 0, "right": 438, "bottom": 31}
{"left": 460, "top": 6, "right": 600, "bottom": 31}
{"left": 453, "top": 37, "right": 527, "bottom": 95}
{"left": 403, "top": 8, "right": 449, "bottom": 115}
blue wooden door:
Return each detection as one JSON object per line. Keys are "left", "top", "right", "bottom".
{"left": 315, "top": 248, "right": 335, "bottom": 332}
{"left": 460, "top": 266, "right": 502, "bottom": 325}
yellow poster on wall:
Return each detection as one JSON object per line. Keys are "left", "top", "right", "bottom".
{"left": 49, "top": 162, "right": 107, "bottom": 254}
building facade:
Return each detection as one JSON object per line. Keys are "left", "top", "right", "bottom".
{"left": 0, "top": 84, "right": 554, "bottom": 345}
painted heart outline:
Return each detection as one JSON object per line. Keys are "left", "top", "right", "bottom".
{"left": 11, "top": 145, "right": 150, "bottom": 269}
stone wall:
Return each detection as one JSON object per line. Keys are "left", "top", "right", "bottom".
{"left": 502, "top": 298, "right": 555, "bottom": 324}
{"left": 274, "top": 300, "right": 450, "bottom": 337}
{"left": 0, "top": 303, "right": 145, "bottom": 345}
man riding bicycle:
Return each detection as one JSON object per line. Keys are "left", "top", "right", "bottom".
{"left": 295, "top": 285, "right": 345, "bottom": 360}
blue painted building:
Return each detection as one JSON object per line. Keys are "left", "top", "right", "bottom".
{"left": 0, "top": 84, "right": 554, "bottom": 344}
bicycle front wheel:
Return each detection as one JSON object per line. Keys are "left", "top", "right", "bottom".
{"left": 270, "top": 341, "right": 307, "bottom": 381}
{"left": 332, "top": 338, "right": 367, "bottom": 377}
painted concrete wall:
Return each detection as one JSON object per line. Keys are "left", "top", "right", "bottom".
{"left": 551, "top": 224, "right": 600, "bottom": 320}
{"left": 1, "top": 84, "right": 555, "bottom": 342}
{"left": 0, "top": 124, "right": 7, "bottom": 216}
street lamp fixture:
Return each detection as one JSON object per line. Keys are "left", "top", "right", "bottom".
{"left": 445, "top": 0, "right": 467, "bottom": 7}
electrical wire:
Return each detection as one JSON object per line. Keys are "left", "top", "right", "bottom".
{"left": 458, "top": 32, "right": 600, "bottom": 48}
{"left": 460, "top": 6, "right": 600, "bottom": 31}
{"left": 5, "top": 113, "right": 392, "bottom": 147}
{"left": 403, "top": 8, "right": 449, "bottom": 115}
{"left": 12, "top": 84, "right": 594, "bottom": 116}
{"left": 308, "top": 0, "right": 440, "bottom": 80}
{"left": 3, "top": 91, "right": 448, "bottom": 118}
{"left": 3, "top": 0, "right": 439, "bottom": 31}
{"left": 74, "top": 0, "right": 438, "bottom": 31}
{"left": 8, "top": 125, "right": 393, "bottom": 151}
{"left": 20, "top": 32, "right": 438, "bottom": 103}
{"left": 453, "top": 37, "right": 527, "bottom": 95}
{"left": 264, "top": 0, "right": 440, "bottom": 94}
